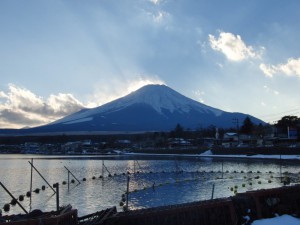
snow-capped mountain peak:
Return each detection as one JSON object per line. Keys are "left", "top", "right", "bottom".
{"left": 54, "top": 84, "right": 222, "bottom": 125}
{"left": 42, "top": 84, "right": 264, "bottom": 132}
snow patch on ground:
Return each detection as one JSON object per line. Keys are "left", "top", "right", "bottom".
{"left": 200, "top": 150, "right": 213, "bottom": 155}
{"left": 252, "top": 215, "right": 300, "bottom": 225}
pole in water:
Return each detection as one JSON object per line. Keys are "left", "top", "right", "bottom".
{"left": 28, "top": 161, "right": 56, "bottom": 194}
{"left": 211, "top": 183, "right": 215, "bottom": 200}
{"left": 30, "top": 158, "right": 33, "bottom": 212}
{"left": 0, "top": 182, "right": 28, "bottom": 214}
{"left": 64, "top": 166, "right": 81, "bottom": 184}
{"left": 126, "top": 176, "right": 130, "bottom": 211}
{"left": 102, "top": 160, "right": 104, "bottom": 178}
{"left": 221, "top": 161, "right": 224, "bottom": 179}
{"left": 280, "top": 154, "right": 282, "bottom": 183}
{"left": 68, "top": 171, "right": 70, "bottom": 191}
{"left": 55, "top": 183, "right": 60, "bottom": 212}
{"left": 133, "top": 160, "right": 136, "bottom": 174}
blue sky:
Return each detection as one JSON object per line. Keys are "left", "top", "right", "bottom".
{"left": 0, "top": 0, "right": 300, "bottom": 128}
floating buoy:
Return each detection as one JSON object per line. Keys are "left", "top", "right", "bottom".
{"left": 127, "top": 171, "right": 130, "bottom": 174}
{"left": 268, "top": 180, "right": 272, "bottom": 183}
{"left": 119, "top": 201, "right": 124, "bottom": 206}
{"left": 99, "top": 176, "right": 103, "bottom": 179}
{"left": 108, "top": 174, "right": 112, "bottom": 177}
{"left": 122, "top": 197, "right": 126, "bottom": 202}
{"left": 122, "top": 173, "right": 125, "bottom": 175}
{"left": 114, "top": 173, "right": 117, "bottom": 176}
{"left": 34, "top": 188, "right": 40, "bottom": 194}
{"left": 10, "top": 199, "right": 17, "bottom": 205}
{"left": 242, "top": 184, "right": 246, "bottom": 187}
{"left": 248, "top": 171, "right": 252, "bottom": 173}
{"left": 26, "top": 191, "right": 31, "bottom": 197}
{"left": 3, "top": 203, "right": 10, "bottom": 212}
{"left": 258, "top": 181, "right": 262, "bottom": 184}
{"left": 83, "top": 178, "right": 86, "bottom": 181}
{"left": 249, "top": 182, "right": 252, "bottom": 185}
{"left": 92, "top": 176, "right": 96, "bottom": 180}
{"left": 121, "top": 194, "right": 125, "bottom": 198}
{"left": 53, "top": 183, "right": 58, "bottom": 188}
{"left": 62, "top": 181, "right": 67, "bottom": 185}
{"left": 71, "top": 179, "right": 75, "bottom": 183}
{"left": 241, "top": 171, "right": 244, "bottom": 173}
{"left": 19, "top": 195, "right": 24, "bottom": 201}
{"left": 41, "top": 185, "right": 46, "bottom": 190}
{"left": 257, "top": 171, "right": 261, "bottom": 174}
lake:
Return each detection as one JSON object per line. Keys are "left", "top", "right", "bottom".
{"left": 0, "top": 154, "right": 299, "bottom": 216}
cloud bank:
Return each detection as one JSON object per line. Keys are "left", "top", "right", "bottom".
{"left": 0, "top": 84, "right": 84, "bottom": 128}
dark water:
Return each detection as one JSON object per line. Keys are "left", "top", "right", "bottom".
{"left": 0, "top": 154, "right": 299, "bottom": 216}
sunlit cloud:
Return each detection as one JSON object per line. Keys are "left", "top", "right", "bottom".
{"left": 0, "top": 84, "right": 84, "bottom": 128}
{"left": 260, "top": 58, "right": 300, "bottom": 78}
{"left": 208, "top": 31, "right": 262, "bottom": 61}
{"left": 149, "top": 0, "right": 161, "bottom": 5}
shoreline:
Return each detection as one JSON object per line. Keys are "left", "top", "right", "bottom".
{"left": 1, "top": 151, "right": 300, "bottom": 161}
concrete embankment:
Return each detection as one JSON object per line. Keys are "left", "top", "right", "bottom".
{"left": 101, "top": 185, "right": 300, "bottom": 225}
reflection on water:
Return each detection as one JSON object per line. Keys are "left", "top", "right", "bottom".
{"left": 0, "top": 154, "right": 299, "bottom": 216}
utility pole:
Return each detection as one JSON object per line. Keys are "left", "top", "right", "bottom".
{"left": 232, "top": 118, "right": 240, "bottom": 144}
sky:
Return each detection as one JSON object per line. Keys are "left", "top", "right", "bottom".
{"left": 0, "top": 0, "right": 300, "bottom": 129}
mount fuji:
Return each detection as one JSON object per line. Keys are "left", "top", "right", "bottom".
{"left": 3, "top": 84, "right": 265, "bottom": 134}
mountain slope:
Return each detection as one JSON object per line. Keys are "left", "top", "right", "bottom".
{"left": 2, "top": 84, "right": 265, "bottom": 134}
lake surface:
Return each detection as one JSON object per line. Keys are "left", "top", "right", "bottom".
{"left": 0, "top": 154, "right": 299, "bottom": 216}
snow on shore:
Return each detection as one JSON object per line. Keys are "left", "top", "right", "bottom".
{"left": 198, "top": 150, "right": 300, "bottom": 160}
{"left": 252, "top": 215, "right": 300, "bottom": 225}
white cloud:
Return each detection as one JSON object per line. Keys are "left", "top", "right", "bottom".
{"left": 0, "top": 84, "right": 84, "bottom": 128}
{"left": 209, "top": 32, "right": 261, "bottom": 61}
{"left": 260, "top": 58, "right": 300, "bottom": 78}
{"left": 149, "top": 0, "right": 161, "bottom": 5}
{"left": 145, "top": 9, "right": 171, "bottom": 26}
{"left": 263, "top": 85, "right": 280, "bottom": 95}
{"left": 261, "top": 102, "right": 266, "bottom": 107}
